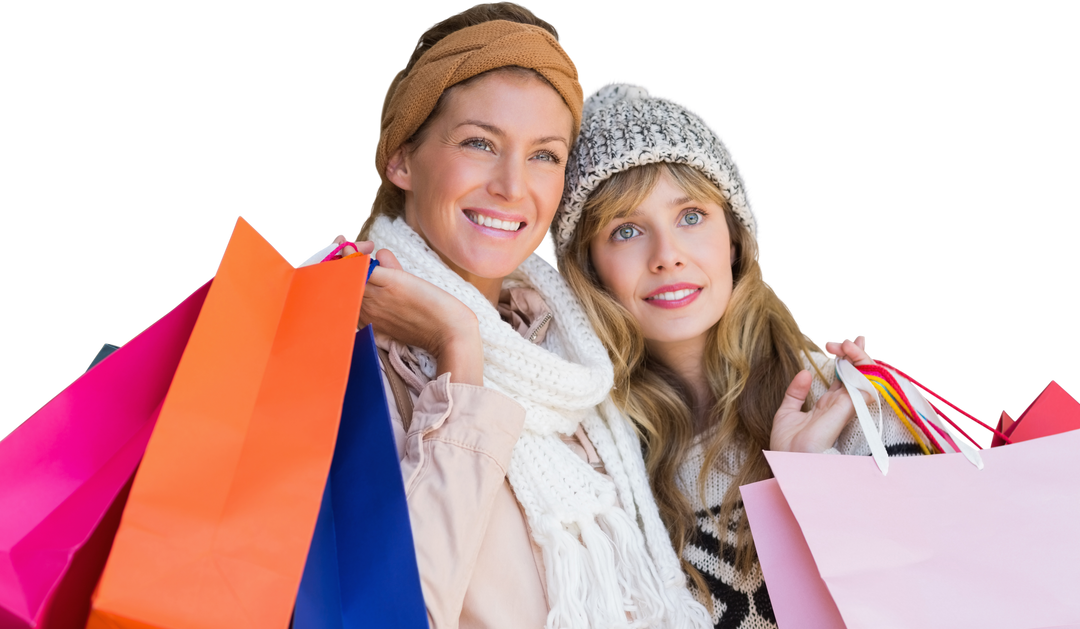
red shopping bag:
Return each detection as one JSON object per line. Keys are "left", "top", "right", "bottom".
{"left": 0, "top": 285, "right": 208, "bottom": 629}
{"left": 88, "top": 218, "right": 369, "bottom": 629}
{"left": 997, "top": 381, "right": 1080, "bottom": 444}
{"left": 743, "top": 363, "right": 1080, "bottom": 629}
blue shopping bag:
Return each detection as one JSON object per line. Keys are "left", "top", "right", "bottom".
{"left": 294, "top": 324, "right": 427, "bottom": 629}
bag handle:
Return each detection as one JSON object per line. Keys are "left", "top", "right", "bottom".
{"left": 868, "top": 356, "right": 1010, "bottom": 445}
{"left": 835, "top": 359, "right": 985, "bottom": 475}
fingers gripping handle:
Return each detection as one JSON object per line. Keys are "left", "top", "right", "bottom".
{"left": 301, "top": 241, "right": 380, "bottom": 282}
{"left": 835, "top": 358, "right": 891, "bottom": 475}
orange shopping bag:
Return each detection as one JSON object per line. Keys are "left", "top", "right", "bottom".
{"left": 88, "top": 218, "right": 369, "bottom": 629}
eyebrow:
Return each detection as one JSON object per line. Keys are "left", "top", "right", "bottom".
{"left": 456, "top": 120, "right": 569, "bottom": 147}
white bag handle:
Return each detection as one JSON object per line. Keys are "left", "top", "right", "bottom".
{"left": 835, "top": 359, "right": 891, "bottom": 475}
{"left": 893, "top": 371, "right": 984, "bottom": 469}
{"left": 834, "top": 359, "right": 984, "bottom": 475}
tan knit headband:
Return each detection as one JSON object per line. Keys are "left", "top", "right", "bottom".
{"left": 376, "top": 20, "right": 583, "bottom": 179}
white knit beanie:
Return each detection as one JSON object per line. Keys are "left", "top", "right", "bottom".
{"left": 552, "top": 84, "right": 756, "bottom": 255}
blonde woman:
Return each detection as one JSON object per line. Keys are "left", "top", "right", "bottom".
{"left": 554, "top": 85, "right": 924, "bottom": 628}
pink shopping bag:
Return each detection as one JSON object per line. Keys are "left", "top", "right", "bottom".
{"left": 0, "top": 284, "right": 209, "bottom": 629}
{"left": 743, "top": 363, "right": 1080, "bottom": 629}
{"left": 741, "top": 479, "right": 846, "bottom": 629}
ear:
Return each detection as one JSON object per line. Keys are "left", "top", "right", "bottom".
{"left": 385, "top": 146, "right": 412, "bottom": 191}
{"left": 730, "top": 242, "right": 737, "bottom": 266}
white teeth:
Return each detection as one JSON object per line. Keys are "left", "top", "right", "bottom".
{"left": 466, "top": 211, "right": 521, "bottom": 232}
{"left": 649, "top": 288, "right": 696, "bottom": 301}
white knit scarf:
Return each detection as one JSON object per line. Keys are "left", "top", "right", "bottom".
{"left": 370, "top": 217, "right": 710, "bottom": 629}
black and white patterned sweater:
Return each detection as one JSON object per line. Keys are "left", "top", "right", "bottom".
{"left": 675, "top": 353, "right": 924, "bottom": 629}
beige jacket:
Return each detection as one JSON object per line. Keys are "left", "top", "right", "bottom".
{"left": 376, "top": 288, "right": 606, "bottom": 629}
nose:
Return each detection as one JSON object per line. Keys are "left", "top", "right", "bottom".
{"left": 649, "top": 228, "right": 685, "bottom": 272}
{"left": 487, "top": 153, "right": 526, "bottom": 203}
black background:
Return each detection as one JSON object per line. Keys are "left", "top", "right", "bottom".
{"left": 6, "top": 3, "right": 1071, "bottom": 438}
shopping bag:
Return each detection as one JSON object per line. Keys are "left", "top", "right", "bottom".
{"left": 998, "top": 381, "right": 1080, "bottom": 444}
{"left": 743, "top": 363, "right": 1080, "bottom": 629}
{"left": 991, "top": 411, "right": 1014, "bottom": 448}
{"left": 740, "top": 480, "right": 845, "bottom": 629}
{"left": 87, "top": 344, "right": 120, "bottom": 370}
{"left": 0, "top": 284, "right": 209, "bottom": 629}
{"left": 293, "top": 325, "right": 427, "bottom": 629}
{"left": 88, "top": 218, "right": 370, "bottom": 629}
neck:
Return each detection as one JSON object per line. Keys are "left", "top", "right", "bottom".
{"left": 455, "top": 268, "right": 504, "bottom": 306}
{"left": 646, "top": 335, "right": 711, "bottom": 419}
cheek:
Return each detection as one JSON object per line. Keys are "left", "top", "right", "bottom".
{"left": 412, "top": 173, "right": 476, "bottom": 241}
{"left": 533, "top": 171, "right": 566, "bottom": 219}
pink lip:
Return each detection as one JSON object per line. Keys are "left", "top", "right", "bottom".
{"left": 645, "top": 283, "right": 701, "bottom": 299}
{"left": 643, "top": 283, "right": 702, "bottom": 310}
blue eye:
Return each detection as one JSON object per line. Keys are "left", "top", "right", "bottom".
{"left": 463, "top": 138, "right": 493, "bottom": 152}
{"left": 532, "top": 150, "right": 561, "bottom": 164}
{"left": 612, "top": 224, "right": 641, "bottom": 241}
{"left": 680, "top": 210, "right": 704, "bottom": 226}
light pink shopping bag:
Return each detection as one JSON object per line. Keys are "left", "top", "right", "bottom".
{"left": 762, "top": 431, "right": 1080, "bottom": 629}
{"left": 0, "top": 284, "right": 209, "bottom": 629}
{"left": 740, "top": 479, "right": 846, "bottom": 629}
{"left": 743, "top": 363, "right": 1080, "bottom": 629}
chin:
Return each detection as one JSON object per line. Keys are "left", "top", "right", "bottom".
{"left": 643, "top": 321, "right": 714, "bottom": 346}
{"left": 459, "top": 251, "right": 529, "bottom": 279}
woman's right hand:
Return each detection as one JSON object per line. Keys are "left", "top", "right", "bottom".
{"left": 331, "top": 235, "right": 374, "bottom": 257}
{"left": 770, "top": 337, "right": 874, "bottom": 453}
{"left": 360, "top": 248, "right": 485, "bottom": 387}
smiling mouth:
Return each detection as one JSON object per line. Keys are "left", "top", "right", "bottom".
{"left": 646, "top": 288, "right": 700, "bottom": 302}
{"left": 465, "top": 210, "right": 524, "bottom": 232}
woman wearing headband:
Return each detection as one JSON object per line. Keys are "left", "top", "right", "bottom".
{"left": 350, "top": 5, "right": 710, "bottom": 628}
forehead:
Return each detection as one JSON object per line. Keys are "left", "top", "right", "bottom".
{"left": 437, "top": 72, "right": 573, "bottom": 136}
{"left": 616, "top": 172, "right": 704, "bottom": 219}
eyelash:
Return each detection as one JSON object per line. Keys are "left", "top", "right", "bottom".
{"left": 460, "top": 138, "right": 562, "bottom": 165}
{"left": 609, "top": 208, "right": 708, "bottom": 241}
{"left": 462, "top": 137, "right": 493, "bottom": 152}
{"left": 610, "top": 223, "right": 641, "bottom": 241}
{"left": 679, "top": 208, "right": 707, "bottom": 225}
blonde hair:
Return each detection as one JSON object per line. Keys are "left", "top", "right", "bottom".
{"left": 559, "top": 162, "right": 820, "bottom": 593}
{"left": 359, "top": 3, "right": 560, "bottom": 240}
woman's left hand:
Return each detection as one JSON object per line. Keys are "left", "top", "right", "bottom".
{"left": 770, "top": 336, "right": 874, "bottom": 453}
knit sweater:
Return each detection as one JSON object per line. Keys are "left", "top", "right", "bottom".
{"left": 674, "top": 352, "right": 924, "bottom": 629}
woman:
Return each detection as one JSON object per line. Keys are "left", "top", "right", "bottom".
{"left": 554, "top": 85, "right": 925, "bottom": 628}
{"left": 347, "top": 7, "right": 710, "bottom": 629}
